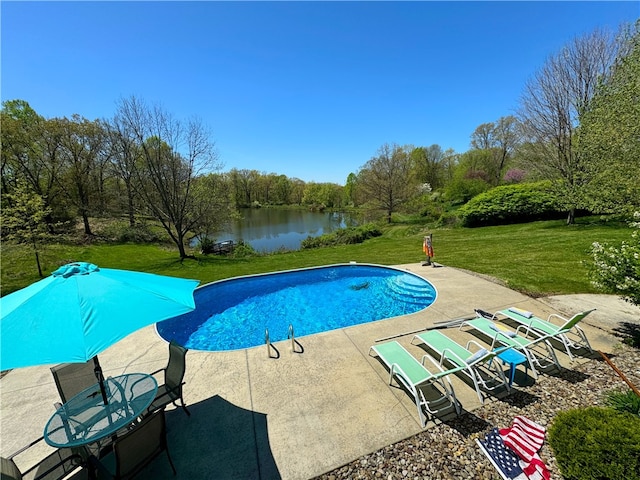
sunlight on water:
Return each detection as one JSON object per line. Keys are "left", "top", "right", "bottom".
{"left": 156, "top": 264, "right": 436, "bottom": 351}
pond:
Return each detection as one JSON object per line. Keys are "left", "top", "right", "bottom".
{"left": 211, "top": 208, "right": 360, "bottom": 253}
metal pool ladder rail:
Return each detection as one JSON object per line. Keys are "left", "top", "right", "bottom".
{"left": 288, "top": 324, "right": 303, "bottom": 354}
{"left": 265, "top": 328, "right": 279, "bottom": 359}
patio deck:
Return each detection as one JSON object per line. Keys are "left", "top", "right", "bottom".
{"left": 1, "top": 263, "right": 636, "bottom": 479}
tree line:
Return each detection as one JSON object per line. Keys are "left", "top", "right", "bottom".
{"left": 2, "top": 21, "right": 638, "bottom": 263}
{"left": 356, "top": 22, "right": 639, "bottom": 224}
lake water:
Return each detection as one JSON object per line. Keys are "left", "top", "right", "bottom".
{"left": 212, "top": 208, "right": 359, "bottom": 253}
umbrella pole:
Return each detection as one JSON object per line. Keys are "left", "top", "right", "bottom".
{"left": 92, "top": 356, "right": 109, "bottom": 405}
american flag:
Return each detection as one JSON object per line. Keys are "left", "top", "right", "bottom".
{"left": 478, "top": 428, "right": 528, "bottom": 480}
{"left": 499, "top": 416, "right": 550, "bottom": 480}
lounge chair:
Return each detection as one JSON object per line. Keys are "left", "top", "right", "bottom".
{"left": 498, "top": 307, "right": 595, "bottom": 360}
{"left": 460, "top": 316, "right": 562, "bottom": 378}
{"left": 369, "top": 341, "right": 462, "bottom": 426}
{"left": 410, "top": 330, "right": 509, "bottom": 404}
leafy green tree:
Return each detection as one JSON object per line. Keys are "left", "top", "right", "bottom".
{"left": 443, "top": 150, "right": 492, "bottom": 203}
{"left": 580, "top": 21, "right": 640, "bottom": 213}
{"left": 344, "top": 172, "right": 357, "bottom": 206}
{"left": 56, "top": 115, "right": 107, "bottom": 236}
{"left": 1, "top": 100, "right": 67, "bottom": 230}
{"left": 229, "top": 168, "right": 260, "bottom": 207}
{"left": 271, "top": 174, "right": 292, "bottom": 205}
{"left": 1, "top": 182, "right": 52, "bottom": 277}
{"left": 289, "top": 178, "right": 306, "bottom": 205}
{"left": 589, "top": 212, "right": 640, "bottom": 306}
{"left": 301, "top": 182, "right": 342, "bottom": 208}
{"left": 190, "top": 172, "right": 234, "bottom": 245}
{"left": 410, "top": 144, "right": 447, "bottom": 190}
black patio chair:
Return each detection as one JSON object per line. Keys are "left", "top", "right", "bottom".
{"left": 0, "top": 436, "right": 89, "bottom": 480}
{"left": 145, "top": 341, "right": 190, "bottom": 417}
{"left": 50, "top": 360, "right": 98, "bottom": 403}
{"left": 89, "top": 409, "right": 176, "bottom": 479}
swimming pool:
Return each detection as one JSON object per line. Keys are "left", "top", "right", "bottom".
{"left": 156, "top": 263, "right": 437, "bottom": 351}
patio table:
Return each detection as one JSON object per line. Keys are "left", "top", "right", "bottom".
{"left": 494, "top": 348, "right": 528, "bottom": 387}
{"left": 44, "top": 373, "right": 157, "bottom": 448}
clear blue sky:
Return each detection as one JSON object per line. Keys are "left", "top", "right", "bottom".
{"left": 2, "top": 2, "right": 638, "bottom": 184}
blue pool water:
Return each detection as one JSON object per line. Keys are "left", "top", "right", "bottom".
{"left": 156, "top": 263, "right": 437, "bottom": 351}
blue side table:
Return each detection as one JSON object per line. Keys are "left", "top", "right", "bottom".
{"left": 495, "top": 348, "right": 528, "bottom": 386}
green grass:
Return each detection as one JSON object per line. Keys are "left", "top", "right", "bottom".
{"left": 1, "top": 217, "right": 632, "bottom": 297}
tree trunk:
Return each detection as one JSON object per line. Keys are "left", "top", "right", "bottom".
{"left": 126, "top": 181, "right": 135, "bottom": 227}
{"left": 32, "top": 236, "right": 43, "bottom": 277}
{"left": 566, "top": 208, "right": 575, "bottom": 225}
{"left": 81, "top": 209, "right": 93, "bottom": 236}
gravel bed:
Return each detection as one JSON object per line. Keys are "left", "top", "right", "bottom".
{"left": 314, "top": 344, "right": 640, "bottom": 480}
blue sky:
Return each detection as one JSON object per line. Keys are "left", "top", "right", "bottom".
{"left": 2, "top": 2, "right": 638, "bottom": 184}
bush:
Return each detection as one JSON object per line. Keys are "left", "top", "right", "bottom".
{"left": 198, "top": 236, "right": 216, "bottom": 254}
{"left": 548, "top": 407, "right": 640, "bottom": 480}
{"left": 230, "top": 241, "right": 257, "bottom": 258}
{"left": 300, "top": 223, "right": 382, "bottom": 249}
{"left": 605, "top": 388, "right": 640, "bottom": 416}
{"left": 434, "top": 211, "right": 461, "bottom": 228}
{"left": 588, "top": 212, "right": 640, "bottom": 306}
{"left": 458, "top": 181, "right": 563, "bottom": 227}
{"left": 102, "top": 222, "right": 165, "bottom": 243}
{"left": 444, "top": 177, "right": 490, "bottom": 204}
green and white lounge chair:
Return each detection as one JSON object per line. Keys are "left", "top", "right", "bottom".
{"left": 369, "top": 341, "right": 462, "bottom": 426}
{"left": 498, "top": 307, "right": 595, "bottom": 360}
{"left": 410, "top": 330, "right": 509, "bottom": 404}
{"left": 459, "top": 316, "right": 562, "bottom": 379}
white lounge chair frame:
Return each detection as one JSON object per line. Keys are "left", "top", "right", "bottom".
{"left": 498, "top": 308, "right": 595, "bottom": 360}
{"left": 369, "top": 341, "right": 462, "bottom": 427}
{"left": 460, "top": 316, "right": 562, "bottom": 379}
{"left": 410, "top": 330, "right": 509, "bottom": 404}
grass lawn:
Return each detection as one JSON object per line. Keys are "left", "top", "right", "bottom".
{"left": 0, "top": 217, "right": 633, "bottom": 297}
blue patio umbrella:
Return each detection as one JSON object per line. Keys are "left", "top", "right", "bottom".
{"left": 0, "top": 262, "right": 199, "bottom": 403}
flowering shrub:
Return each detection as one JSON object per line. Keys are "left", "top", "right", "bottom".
{"left": 589, "top": 212, "right": 640, "bottom": 306}
{"left": 503, "top": 168, "right": 527, "bottom": 183}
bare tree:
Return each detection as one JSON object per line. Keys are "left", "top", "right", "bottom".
{"left": 105, "top": 116, "right": 142, "bottom": 227}
{"left": 115, "top": 96, "right": 223, "bottom": 259}
{"left": 518, "top": 28, "right": 618, "bottom": 224}
{"left": 358, "top": 143, "right": 416, "bottom": 223}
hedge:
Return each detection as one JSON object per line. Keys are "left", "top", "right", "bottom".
{"left": 458, "top": 181, "right": 564, "bottom": 227}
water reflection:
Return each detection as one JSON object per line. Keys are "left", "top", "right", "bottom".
{"left": 213, "top": 209, "right": 359, "bottom": 253}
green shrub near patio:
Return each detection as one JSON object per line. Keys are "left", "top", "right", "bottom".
{"left": 548, "top": 406, "right": 640, "bottom": 480}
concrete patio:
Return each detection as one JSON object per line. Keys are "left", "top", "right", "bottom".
{"left": 1, "top": 263, "right": 638, "bottom": 479}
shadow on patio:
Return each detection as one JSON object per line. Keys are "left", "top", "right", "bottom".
{"left": 143, "top": 395, "right": 281, "bottom": 479}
